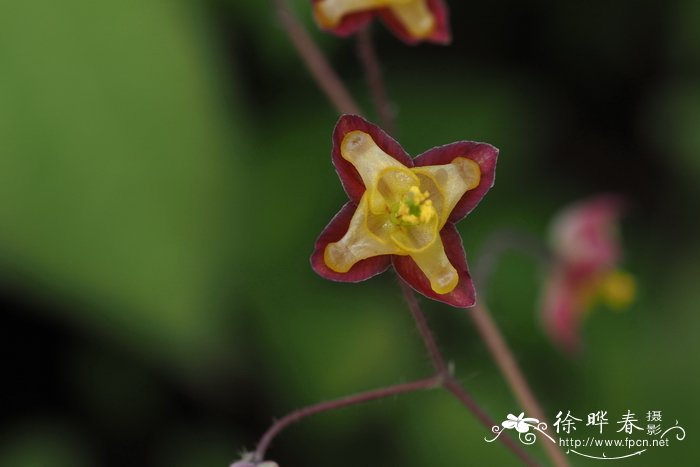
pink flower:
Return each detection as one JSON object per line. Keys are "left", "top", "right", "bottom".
{"left": 541, "top": 195, "right": 635, "bottom": 354}
{"left": 311, "top": 0, "right": 451, "bottom": 45}
{"left": 311, "top": 115, "right": 498, "bottom": 308}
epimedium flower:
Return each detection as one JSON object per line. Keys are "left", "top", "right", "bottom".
{"left": 311, "top": 0, "right": 451, "bottom": 45}
{"left": 540, "top": 195, "right": 636, "bottom": 354}
{"left": 311, "top": 114, "right": 498, "bottom": 308}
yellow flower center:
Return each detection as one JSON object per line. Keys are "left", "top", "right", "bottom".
{"left": 391, "top": 186, "right": 437, "bottom": 226}
{"left": 314, "top": 0, "right": 436, "bottom": 39}
{"left": 324, "top": 131, "right": 482, "bottom": 295}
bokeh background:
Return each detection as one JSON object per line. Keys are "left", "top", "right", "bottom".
{"left": 1, "top": 0, "right": 699, "bottom": 465}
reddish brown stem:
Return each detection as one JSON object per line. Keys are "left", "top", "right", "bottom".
{"left": 443, "top": 378, "right": 540, "bottom": 467}
{"left": 399, "top": 280, "right": 448, "bottom": 375}
{"left": 253, "top": 375, "right": 441, "bottom": 461}
{"left": 470, "top": 302, "right": 569, "bottom": 467}
{"left": 356, "top": 28, "right": 395, "bottom": 134}
{"left": 273, "top": 0, "right": 361, "bottom": 115}
{"left": 398, "top": 281, "right": 539, "bottom": 466}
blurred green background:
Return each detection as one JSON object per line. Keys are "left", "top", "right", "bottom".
{"left": 1, "top": 0, "right": 698, "bottom": 465}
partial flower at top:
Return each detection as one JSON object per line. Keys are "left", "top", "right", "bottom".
{"left": 540, "top": 195, "right": 635, "bottom": 354}
{"left": 311, "top": 114, "right": 498, "bottom": 308}
{"left": 312, "top": 0, "right": 451, "bottom": 45}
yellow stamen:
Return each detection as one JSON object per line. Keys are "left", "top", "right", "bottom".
{"left": 403, "top": 214, "right": 419, "bottom": 225}
{"left": 419, "top": 200, "right": 435, "bottom": 223}
{"left": 392, "top": 185, "right": 437, "bottom": 226}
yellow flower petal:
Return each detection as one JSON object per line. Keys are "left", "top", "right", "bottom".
{"left": 325, "top": 194, "right": 401, "bottom": 273}
{"left": 389, "top": 213, "right": 439, "bottom": 252}
{"left": 315, "top": 0, "right": 387, "bottom": 27}
{"left": 389, "top": 1, "right": 436, "bottom": 39}
{"left": 411, "top": 157, "right": 481, "bottom": 228}
{"left": 341, "top": 131, "right": 415, "bottom": 214}
{"left": 373, "top": 166, "right": 420, "bottom": 214}
{"left": 408, "top": 233, "right": 459, "bottom": 294}
{"left": 315, "top": 0, "right": 427, "bottom": 29}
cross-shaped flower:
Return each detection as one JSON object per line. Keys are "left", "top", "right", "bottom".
{"left": 312, "top": 0, "right": 451, "bottom": 44}
{"left": 311, "top": 115, "right": 498, "bottom": 308}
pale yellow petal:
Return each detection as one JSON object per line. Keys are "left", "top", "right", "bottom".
{"left": 315, "top": 0, "right": 391, "bottom": 27}
{"left": 389, "top": 213, "right": 439, "bottom": 252}
{"left": 412, "top": 157, "right": 481, "bottom": 228}
{"left": 341, "top": 131, "right": 413, "bottom": 214}
{"left": 325, "top": 194, "right": 401, "bottom": 273}
{"left": 389, "top": 1, "right": 436, "bottom": 39}
{"left": 372, "top": 167, "right": 419, "bottom": 213}
{"left": 315, "top": 0, "right": 421, "bottom": 27}
{"left": 408, "top": 235, "right": 459, "bottom": 294}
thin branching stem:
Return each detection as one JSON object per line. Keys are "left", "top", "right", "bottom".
{"left": 397, "top": 281, "right": 540, "bottom": 466}
{"left": 398, "top": 280, "right": 448, "bottom": 375}
{"left": 253, "top": 375, "right": 442, "bottom": 461}
{"left": 356, "top": 28, "right": 395, "bottom": 134}
{"left": 272, "top": 0, "right": 361, "bottom": 115}
{"left": 469, "top": 302, "right": 569, "bottom": 466}
{"left": 471, "top": 231, "right": 568, "bottom": 466}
